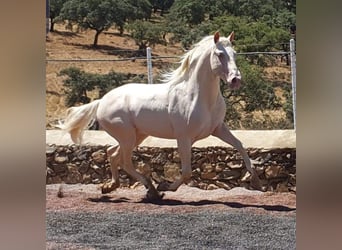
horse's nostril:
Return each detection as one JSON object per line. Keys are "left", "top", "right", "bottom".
{"left": 230, "top": 77, "right": 241, "bottom": 89}
{"left": 232, "top": 77, "right": 237, "bottom": 84}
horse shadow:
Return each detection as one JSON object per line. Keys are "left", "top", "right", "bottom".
{"left": 87, "top": 195, "right": 296, "bottom": 213}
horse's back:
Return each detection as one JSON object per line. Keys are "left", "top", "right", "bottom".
{"left": 98, "top": 83, "right": 169, "bottom": 111}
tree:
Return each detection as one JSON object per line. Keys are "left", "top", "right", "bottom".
{"left": 167, "top": 0, "right": 205, "bottom": 27}
{"left": 238, "top": 0, "right": 275, "bottom": 21}
{"left": 126, "top": 20, "right": 164, "bottom": 53}
{"left": 286, "top": 0, "right": 296, "bottom": 13}
{"left": 59, "top": 67, "right": 97, "bottom": 106}
{"left": 150, "top": 0, "right": 174, "bottom": 16}
{"left": 127, "top": 0, "right": 153, "bottom": 20}
{"left": 112, "top": 0, "right": 153, "bottom": 34}
{"left": 270, "top": 9, "right": 296, "bottom": 30}
{"left": 59, "top": 67, "right": 127, "bottom": 107}
{"left": 96, "top": 71, "right": 128, "bottom": 98}
{"left": 165, "top": 0, "right": 207, "bottom": 48}
{"left": 58, "top": 0, "right": 127, "bottom": 46}
{"left": 49, "top": 0, "right": 68, "bottom": 32}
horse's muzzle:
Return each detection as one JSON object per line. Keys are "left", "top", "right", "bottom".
{"left": 230, "top": 77, "right": 241, "bottom": 89}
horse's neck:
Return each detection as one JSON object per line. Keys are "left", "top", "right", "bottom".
{"left": 186, "top": 57, "right": 220, "bottom": 108}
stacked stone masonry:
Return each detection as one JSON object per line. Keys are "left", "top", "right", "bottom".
{"left": 46, "top": 144, "right": 296, "bottom": 192}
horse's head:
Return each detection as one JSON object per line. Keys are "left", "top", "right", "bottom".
{"left": 210, "top": 31, "right": 241, "bottom": 89}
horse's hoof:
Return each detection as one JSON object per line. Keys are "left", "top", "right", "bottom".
{"left": 101, "top": 182, "right": 119, "bottom": 194}
{"left": 250, "top": 176, "right": 263, "bottom": 191}
{"left": 157, "top": 181, "right": 172, "bottom": 191}
{"left": 146, "top": 189, "right": 164, "bottom": 201}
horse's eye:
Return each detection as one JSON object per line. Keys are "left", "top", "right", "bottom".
{"left": 215, "top": 50, "right": 225, "bottom": 60}
{"left": 214, "top": 49, "right": 224, "bottom": 57}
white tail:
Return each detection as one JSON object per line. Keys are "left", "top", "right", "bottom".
{"left": 57, "top": 100, "right": 100, "bottom": 144}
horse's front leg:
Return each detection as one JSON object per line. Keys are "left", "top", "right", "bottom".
{"left": 212, "top": 123, "right": 263, "bottom": 191}
{"left": 157, "top": 138, "right": 192, "bottom": 192}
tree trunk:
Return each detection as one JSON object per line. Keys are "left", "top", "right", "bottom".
{"left": 281, "top": 44, "right": 290, "bottom": 66}
{"left": 138, "top": 43, "right": 147, "bottom": 56}
{"left": 119, "top": 25, "right": 124, "bottom": 36}
{"left": 93, "top": 30, "right": 102, "bottom": 47}
{"left": 50, "top": 19, "right": 54, "bottom": 32}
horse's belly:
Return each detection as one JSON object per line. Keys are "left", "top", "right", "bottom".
{"left": 190, "top": 123, "right": 217, "bottom": 142}
{"left": 139, "top": 126, "right": 175, "bottom": 139}
{"left": 133, "top": 110, "right": 175, "bottom": 139}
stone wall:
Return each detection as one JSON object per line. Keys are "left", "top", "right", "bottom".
{"left": 46, "top": 144, "right": 296, "bottom": 192}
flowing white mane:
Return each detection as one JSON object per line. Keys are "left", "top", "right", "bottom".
{"left": 161, "top": 35, "right": 232, "bottom": 85}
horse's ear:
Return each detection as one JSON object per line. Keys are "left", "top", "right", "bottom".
{"left": 214, "top": 31, "right": 220, "bottom": 44}
{"left": 228, "top": 31, "right": 235, "bottom": 42}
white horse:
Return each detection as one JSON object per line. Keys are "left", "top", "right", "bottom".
{"left": 58, "top": 31, "right": 262, "bottom": 200}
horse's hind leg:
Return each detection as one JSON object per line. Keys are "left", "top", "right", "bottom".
{"left": 101, "top": 145, "right": 121, "bottom": 194}
{"left": 212, "top": 123, "right": 263, "bottom": 191}
{"left": 121, "top": 133, "right": 163, "bottom": 201}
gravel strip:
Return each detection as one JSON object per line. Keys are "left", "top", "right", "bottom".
{"left": 47, "top": 210, "right": 295, "bottom": 249}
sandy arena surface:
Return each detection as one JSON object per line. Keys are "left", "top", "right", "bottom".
{"left": 46, "top": 184, "right": 296, "bottom": 216}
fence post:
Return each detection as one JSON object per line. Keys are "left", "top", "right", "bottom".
{"left": 290, "top": 39, "right": 296, "bottom": 131}
{"left": 146, "top": 47, "right": 153, "bottom": 84}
